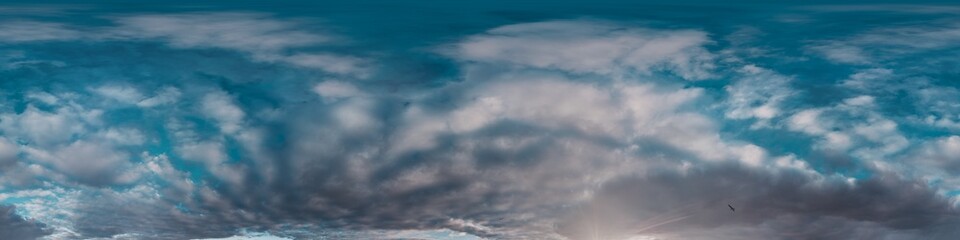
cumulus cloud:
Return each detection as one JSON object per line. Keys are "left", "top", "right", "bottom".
{"left": 0, "top": 94, "right": 144, "bottom": 187}
{"left": 905, "top": 136, "right": 960, "bottom": 191}
{"left": 0, "top": 104, "right": 89, "bottom": 146}
{"left": 786, "top": 97, "right": 909, "bottom": 161}
{"left": 22, "top": 140, "right": 134, "bottom": 186}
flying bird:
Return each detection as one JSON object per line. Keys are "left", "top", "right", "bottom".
{"left": 728, "top": 204, "right": 735, "bottom": 212}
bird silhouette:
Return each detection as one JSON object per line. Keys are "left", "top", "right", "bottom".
{"left": 728, "top": 204, "right": 735, "bottom": 212}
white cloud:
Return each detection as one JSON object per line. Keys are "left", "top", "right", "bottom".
{"left": 176, "top": 139, "right": 226, "bottom": 166}
{"left": 0, "top": 13, "right": 369, "bottom": 76}
{"left": 427, "top": 20, "right": 788, "bottom": 175}
{"left": 451, "top": 77, "right": 624, "bottom": 135}
{"left": 201, "top": 91, "right": 246, "bottom": 135}
{"left": 92, "top": 85, "right": 144, "bottom": 104}
{"left": 901, "top": 136, "right": 960, "bottom": 192}
{"left": 141, "top": 153, "right": 195, "bottom": 195}
{"left": 841, "top": 68, "right": 895, "bottom": 90}
{"left": 808, "top": 43, "right": 871, "bottom": 65}
{"left": 787, "top": 109, "right": 828, "bottom": 135}
{"left": 0, "top": 105, "right": 87, "bottom": 146}
{"left": 332, "top": 98, "right": 379, "bottom": 131}
{"left": 107, "top": 13, "right": 368, "bottom": 76}
{"left": 452, "top": 20, "right": 716, "bottom": 80}
{"left": 725, "top": 65, "right": 794, "bottom": 124}
{"left": 850, "top": 118, "right": 909, "bottom": 159}
{"left": 909, "top": 136, "right": 960, "bottom": 173}
{"left": 137, "top": 86, "right": 182, "bottom": 108}
{"left": 843, "top": 95, "right": 875, "bottom": 106}
{"left": 284, "top": 54, "right": 368, "bottom": 76}
{"left": 786, "top": 99, "right": 909, "bottom": 159}
{"left": 390, "top": 75, "right": 721, "bottom": 162}
{"left": 0, "top": 21, "right": 81, "bottom": 43}
{"left": 97, "top": 128, "right": 146, "bottom": 146}
{"left": 166, "top": 119, "right": 245, "bottom": 188}
{"left": 313, "top": 80, "right": 363, "bottom": 101}
{"left": 25, "top": 92, "right": 60, "bottom": 105}
{"left": 735, "top": 144, "right": 768, "bottom": 167}
{"left": 109, "top": 13, "right": 327, "bottom": 54}
{"left": 22, "top": 140, "right": 132, "bottom": 185}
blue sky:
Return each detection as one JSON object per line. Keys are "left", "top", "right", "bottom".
{"left": 1, "top": 1, "right": 960, "bottom": 239}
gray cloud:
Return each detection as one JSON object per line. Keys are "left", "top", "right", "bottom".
{"left": 0, "top": 205, "right": 51, "bottom": 240}
{"left": 558, "top": 163, "right": 958, "bottom": 239}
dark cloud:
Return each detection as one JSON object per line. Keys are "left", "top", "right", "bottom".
{"left": 558, "top": 163, "right": 958, "bottom": 240}
{"left": 0, "top": 205, "right": 51, "bottom": 240}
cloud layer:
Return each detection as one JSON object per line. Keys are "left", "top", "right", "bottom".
{"left": 1, "top": 4, "right": 960, "bottom": 240}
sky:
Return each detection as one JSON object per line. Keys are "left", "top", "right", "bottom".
{"left": 1, "top": 1, "right": 960, "bottom": 239}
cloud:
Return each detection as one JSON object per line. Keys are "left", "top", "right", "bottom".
{"left": 108, "top": 13, "right": 328, "bottom": 54}
{"left": 808, "top": 43, "right": 872, "bottom": 65}
{"left": 785, "top": 97, "right": 909, "bottom": 160}
{"left": 107, "top": 13, "right": 369, "bottom": 76}
{"left": 282, "top": 53, "right": 368, "bottom": 76}
{"left": 0, "top": 93, "right": 143, "bottom": 186}
{"left": 907, "top": 136, "right": 960, "bottom": 180}
{"left": 91, "top": 84, "right": 148, "bottom": 106}
{"left": 0, "top": 13, "right": 368, "bottom": 76}
{"left": 558, "top": 162, "right": 957, "bottom": 240}
{"left": 136, "top": 86, "right": 182, "bottom": 108}
{"left": 271, "top": 21, "right": 804, "bottom": 238}
{"left": 201, "top": 91, "right": 247, "bottom": 135}
{"left": 0, "top": 137, "right": 19, "bottom": 168}
{"left": 0, "top": 104, "right": 89, "bottom": 146}
{"left": 22, "top": 140, "right": 134, "bottom": 186}
{"left": 724, "top": 65, "right": 794, "bottom": 125}
{"left": 0, "top": 205, "right": 51, "bottom": 239}
{"left": 450, "top": 20, "right": 716, "bottom": 80}
{"left": 313, "top": 80, "right": 365, "bottom": 101}
{"left": 0, "top": 21, "right": 81, "bottom": 43}
{"left": 86, "top": 20, "right": 749, "bottom": 239}
{"left": 808, "top": 20, "right": 960, "bottom": 65}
